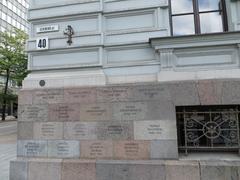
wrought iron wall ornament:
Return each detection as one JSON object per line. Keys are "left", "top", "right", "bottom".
{"left": 177, "top": 106, "right": 240, "bottom": 155}
{"left": 63, "top": 25, "right": 74, "bottom": 45}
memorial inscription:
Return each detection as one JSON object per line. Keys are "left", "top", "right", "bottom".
{"left": 34, "top": 122, "right": 63, "bottom": 140}
{"left": 64, "top": 122, "right": 98, "bottom": 140}
{"left": 81, "top": 141, "right": 113, "bottom": 159}
{"left": 97, "top": 86, "right": 132, "bottom": 102}
{"left": 49, "top": 104, "right": 80, "bottom": 121}
{"left": 17, "top": 140, "right": 47, "bottom": 157}
{"left": 114, "top": 141, "right": 149, "bottom": 159}
{"left": 33, "top": 89, "right": 64, "bottom": 104}
{"left": 98, "top": 121, "right": 133, "bottom": 140}
{"left": 80, "top": 103, "right": 112, "bottom": 121}
{"left": 18, "top": 105, "right": 48, "bottom": 121}
{"left": 133, "top": 85, "right": 171, "bottom": 101}
{"left": 64, "top": 88, "right": 96, "bottom": 103}
{"left": 113, "top": 102, "right": 146, "bottom": 121}
{"left": 134, "top": 120, "right": 177, "bottom": 140}
{"left": 48, "top": 140, "right": 80, "bottom": 158}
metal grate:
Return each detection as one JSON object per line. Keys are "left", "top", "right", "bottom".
{"left": 177, "top": 106, "right": 240, "bottom": 155}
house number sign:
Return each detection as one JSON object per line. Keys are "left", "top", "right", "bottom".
{"left": 36, "top": 37, "right": 49, "bottom": 50}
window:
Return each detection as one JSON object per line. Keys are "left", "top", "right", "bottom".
{"left": 170, "top": 0, "right": 228, "bottom": 36}
{"left": 177, "top": 106, "right": 240, "bottom": 155}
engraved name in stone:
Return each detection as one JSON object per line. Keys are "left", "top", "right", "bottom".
{"left": 64, "top": 88, "right": 96, "bottom": 103}
{"left": 41, "top": 124, "right": 55, "bottom": 137}
{"left": 124, "top": 142, "right": 140, "bottom": 156}
{"left": 49, "top": 104, "right": 79, "bottom": 121}
{"left": 48, "top": 141, "right": 80, "bottom": 158}
{"left": 147, "top": 125, "right": 162, "bottom": 135}
{"left": 34, "top": 122, "right": 63, "bottom": 140}
{"left": 97, "top": 87, "right": 132, "bottom": 102}
{"left": 89, "top": 142, "right": 105, "bottom": 156}
{"left": 133, "top": 85, "right": 170, "bottom": 100}
{"left": 18, "top": 105, "right": 48, "bottom": 121}
{"left": 113, "top": 102, "right": 146, "bottom": 121}
{"left": 114, "top": 141, "right": 149, "bottom": 159}
{"left": 18, "top": 141, "right": 47, "bottom": 157}
{"left": 80, "top": 103, "right": 111, "bottom": 121}
{"left": 64, "top": 122, "right": 98, "bottom": 140}
{"left": 33, "top": 90, "right": 64, "bottom": 104}
{"left": 98, "top": 122, "right": 133, "bottom": 140}
{"left": 134, "top": 120, "right": 177, "bottom": 140}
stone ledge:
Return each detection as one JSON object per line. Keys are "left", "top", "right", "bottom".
{"left": 9, "top": 159, "right": 240, "bottom": 180}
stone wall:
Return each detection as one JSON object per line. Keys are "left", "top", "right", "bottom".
{"left": 17, "top": 79, "right": 240, "bottom": 160}
{"left": 11, "top": 79, "right": 240, "bottom": 180}
{"left": 10, "top": 159, "right": 240, "bottom": 180}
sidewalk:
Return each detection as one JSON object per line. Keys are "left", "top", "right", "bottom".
{"left": 0, "top": 118, "right": 17, "bottom": 180}
{"left": 0, "top": 116, "right": 17, "bottom": 123}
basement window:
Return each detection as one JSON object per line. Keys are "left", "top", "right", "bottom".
{"left": 176, "top": 105, "right": 240, "bottom": 155}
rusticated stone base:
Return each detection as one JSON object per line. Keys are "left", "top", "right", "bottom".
{"left": 10, "top": 159, "right": 240, "bottom": 180}
{"left": 10, "top": 79, "right": 240, "bottom": 180}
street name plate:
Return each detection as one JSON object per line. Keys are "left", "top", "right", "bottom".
{"left": 36, "top": 25, "right": 59, "bottom": 33}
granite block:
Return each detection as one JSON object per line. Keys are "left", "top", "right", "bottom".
{"left": 222, "top": 80, "right": 240, "bottom": 104}
{"left": 166, "top": 161, "right": 200, "bottom": 180}
{"left": 96, "top": 86, "right": 133, "bottom": 102}
{"left": 145, "top": 100, "right": 176, "bottom": 121}
{"left": 28, "top": 159, "right": 62, "bottom": 180}
{"left": 197, "top": 80, "right": 223, "bottom": 105}
{"left": 168, "top": 81, "right": 200, "bottom": 106}
{"left": 112, "top": 102, "right": 147, "bottom": 121}
{"left": 97, "top": 121, "right": 134, "bottom": 140}
{"left": 32, "top": 89, "right": 64, "bottom": 104}
{"left": 113, "top": 100, "right": 175, "bottom": 121}
{"left": 113, "top": 141, "right": 150, "bottom": 160}
{"left": 96, "top": 160, "right": 166, "bottom": 180}
{"left": 150, "top": 140, "right": 178, "bottom": 159}
{"left": 134, "top": 120, "right": 177, "bottom": 140}
{"left": 18, "top": 105, "right": 48, "bottom": 122}
{"left": 79, "top": 103, "right": 112, "bottom": 121}
{"left": 62, "top": 160, "right": 96, "bottom": 180}
{"left": 10, "top": 160, "right": 28, "bottom": 180}
{"left": 81, "top": 141, "right": 113, "bottom": 159}
{"left": 64, "top": 122, "right": 98, "bottom": 140}
{"left": 18, "top": 122, "right": 33, "bottom": 140}
{"left": 17, "top": 140, "right": 47, "bottom": 157}
{"left": 33, "top": 122, "right": 63, "bottom": 140}
{"left": 48, "top": 140, "right": 80, "bottom": 158}
{"left": 132, "top": 84, "right": 171, "bottom": 101}
{"left": 200, "top": 161, "right": 240, "bottom": 180}
{"left": 64, "top": 88, "right": 97, "bottom": 103}
{"left": 18, "top": 90, "right": 33, "bottom": 105}
{"left": 48, "top": 103, "right": 80, "bottom": 121}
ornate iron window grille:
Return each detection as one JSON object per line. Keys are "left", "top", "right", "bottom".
{"left": 177, "top": 106, "right": 240, "bottom": 155}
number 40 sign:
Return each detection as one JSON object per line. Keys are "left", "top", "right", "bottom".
{"left": 36, "top": 37, "right": 49, "bottom": 50}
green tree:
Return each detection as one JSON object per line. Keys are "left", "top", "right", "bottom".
{"left": 0, "top": 29, "right": 28, "bottom": 121}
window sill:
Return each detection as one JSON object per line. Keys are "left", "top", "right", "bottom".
{"left": 179, "top": 152, "right": 240, "bottom": 161}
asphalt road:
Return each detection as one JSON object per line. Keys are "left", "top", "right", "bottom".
{"left": 0, "top": 121, "right": 17, "bottom": 180}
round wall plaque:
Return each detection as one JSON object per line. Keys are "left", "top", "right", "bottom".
{"left": 39, "top": 80, "right": 46, "bottom": 87}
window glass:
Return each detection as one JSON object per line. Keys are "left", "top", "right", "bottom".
{"left": 172, "top": 15, "right": 195, "bottom": 35}
{"left": 171, "top": 0, "right": 193, "bottom": 14}
{"left": 200, "top": 12, "right": 223, "bottom": 33}
{"left": 198, "top": 0, "right": 221, "bottom": 12}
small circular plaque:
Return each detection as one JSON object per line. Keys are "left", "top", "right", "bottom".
{"left": 39, "top": 80, "right": 46, "bottom": 87}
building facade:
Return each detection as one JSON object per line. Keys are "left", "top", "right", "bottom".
{"left": 10, "top": 0, "right": 240, "bottom": 180}
{"left": 0, "top": 0, "right": 29, "bottom": 32}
